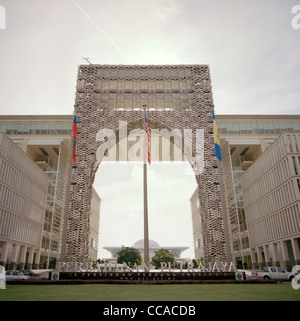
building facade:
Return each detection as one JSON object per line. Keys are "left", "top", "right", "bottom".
{"left": 0, "top": 116, "right": 101, "bottom": 268}
{"left": 191, "top": 115, "right": 300, "bottom": 268}
{"left": 218, "top": 115, "right": 300, "bottom": 268}
{"left": 242, "top": 132, "right": 300, "bottom": 271}
{"left": 2, "top": 113, "right": 300, "bottom": 269}
{"left": 0, "top": 133, "right": 48, "bottom": 269}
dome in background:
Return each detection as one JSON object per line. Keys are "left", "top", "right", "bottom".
{"left": 104, "top": 239, "right": 188, "bottom": 259}
{"left": 132, "top": 239, "right": 160, "bottom": 248}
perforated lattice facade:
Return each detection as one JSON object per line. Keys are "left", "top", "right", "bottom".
{"left": 65, "top": 64, "right": 228, "bottom": 262}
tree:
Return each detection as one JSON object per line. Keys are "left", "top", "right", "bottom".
{"left": 192, "top": 259, "right": 198, "bottom": 268}
{"left": 151, "top": 248, "right": 175, "bottom": 268}
{"left": 116, "top": 246, "right": 142, "bottom": 267}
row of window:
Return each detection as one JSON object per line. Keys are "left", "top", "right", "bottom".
{"left": 249, "top": 203, "right": 300, "bottom": 245}
{"left": 94, "top": 66, "right": 196, "bottom": 79}
{"left": 246, "top": 178, "right": 300, "bottom": 225}
{"left": 41, "top": 235, "right": 59, "bottom": 253}
{"left": 91, "top": 91, "right": 196, "bottom": 100}
{"left": 0, "top": 184, "right": 45, "bottom": 223}
{"left": 244, "top": 155, "right": 300, "bottom": 206}
{"left": 77, "top": 92, "right": 197, "bottom": 111}
{"left": 2, "top": 119, "right": 300, "bottom": 138}
{"left": 5, "top": 128, "right": 71, "bottom": 136}
{"left": 217, "top": 120, "right": 300, "bottom": 135}
{"left": 242, "top": 134, "right": 300, "bottom": 190}
{"left": 0, "top": 121, "right": 72, "bottom": 136}
{"left": 94, "top": 80, "right": 195, "bottom": 92}
{"left": 0, "top": 208, "right": 42, "bottom": 245}
{"left": 0, "top": 134, "right": 48, "bottom": 188}
{"left": 93, "top": 99, "right": 194, "bottom": 111}
{"left": 0, "top": 158, "right": 47, "bottom": 206}
{"left": 232, "top": 236, "right": 250, "bottom": 255}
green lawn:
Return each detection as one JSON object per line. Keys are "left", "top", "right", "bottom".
{"left": 1, "top": 283, "right": 300, "bottom": 301}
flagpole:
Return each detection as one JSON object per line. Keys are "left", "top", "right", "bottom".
{"left": 143, "top": 105, "right": 150, "bottom": 270}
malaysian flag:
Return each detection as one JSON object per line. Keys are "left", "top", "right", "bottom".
{"left": 144, "top": 112, "right": 151, "bottom": 164}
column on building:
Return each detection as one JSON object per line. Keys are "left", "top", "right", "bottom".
{"left": 10, "top": 244, "right": 20, "bottom": 270}
{"left": 27, "top": 247, "right": 35, "bottom": 270}
{"left": 291, "top": 238, "right": 300, "bottom": 265}
{"left": 19, "top": 245, "right": 27, "bottom": 270}
{"left": 256, "top": 246, "right": 264, "bottom": 270}
{"left": 263, "top": 244, "right": 272, "bottom": 267}
{"left": 250, "top": 248, "right": 257, "bottom": 269}
{"left": 270, "top": 243, "right": 280, "bottom": 267}
{"left": 0, "top": 242, "right": 10, "bottom": 267}
{"left": 35, "top": 248, "right": 41, "bottom": 269}
{"left": 280, "top": 240, "right": 290, "bottom": 271}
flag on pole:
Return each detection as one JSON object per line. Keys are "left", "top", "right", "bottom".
{"left": 144, "top": 112, "right": 151, "bottom": 164}
{"left": 213, "top": 111, "right": 222, "bottom": 162}
{"left": 72, "top": 113, "right": 78, "bottom": 163}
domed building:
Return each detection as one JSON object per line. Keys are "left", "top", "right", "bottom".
{"left": 103, "top": 239, "right": 188, "bottom": 262}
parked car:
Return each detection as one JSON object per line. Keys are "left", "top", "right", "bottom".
{"left": 256, "top": 267, "right": 295, "bottom": 281}
{"left": 19, "top": 270, "right": 41, "bottom": 277}
{"left": 5, "top": 270, "right": 29, "bottom": 280}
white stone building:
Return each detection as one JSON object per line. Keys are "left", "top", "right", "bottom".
{"left": 0, "top": 133, "right": 48, "bottom": 269}
{"left": 242, "top": 132, "right": 300, "bottom": 271}
{"left": 0, "top": 115, "right": 101, "bottom": 268}
{"left": 191, "top": 114, "right": 300, "bottom": 268}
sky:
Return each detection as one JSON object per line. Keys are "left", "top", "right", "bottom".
{"left": 0, "top": 0, "right": 300, "bottom": 260}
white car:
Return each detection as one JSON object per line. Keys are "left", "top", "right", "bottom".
{"left": 5, "top": 270, "right": 29, "bottom": 280}
{"left": 256, "top": 267, "right": 295, "bottom": 281}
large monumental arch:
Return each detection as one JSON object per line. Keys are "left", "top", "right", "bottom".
{"left": 65, "top": 64, "right": 228, "bottom": 263}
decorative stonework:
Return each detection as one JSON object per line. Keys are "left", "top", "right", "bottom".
{"left": 65, "top": 64, "right": 228, "bottom": 263}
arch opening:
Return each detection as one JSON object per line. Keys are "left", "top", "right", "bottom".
{"left": 94, "top": 161, "right": 196, "bottom": 261}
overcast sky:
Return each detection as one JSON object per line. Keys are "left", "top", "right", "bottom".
{"left": 0, "top": 1, "right": 299, "bottom": 259}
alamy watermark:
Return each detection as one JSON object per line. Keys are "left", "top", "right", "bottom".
{"left": 291, "top": 265, "right": 300, "bottom": 290}
{"left": 95, "top": 120, "right": 205, "bottom": 175}
{"left": 292, "top": 5, "right": 300, "bottom": 29}
{"left": 0, "top": 5, "right": 6, "bottom": 30}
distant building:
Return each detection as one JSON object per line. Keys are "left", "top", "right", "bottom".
{"left": 0, "top": 133, "right": 48, "bottom": 269}
{"left": 103, "top": 239, "right": 189, "bottom": 262}
{"left": 242, "top": 132, "right": 300, "bottom": 271}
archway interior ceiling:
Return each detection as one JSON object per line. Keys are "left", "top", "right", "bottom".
{"left": 66, "top": 65, "right": 229, "bottom": 263}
